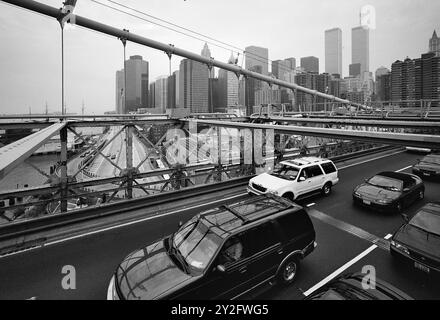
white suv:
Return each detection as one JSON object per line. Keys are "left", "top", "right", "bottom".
{"left": 248, "top": 157, "right": 339, "bottom": 201}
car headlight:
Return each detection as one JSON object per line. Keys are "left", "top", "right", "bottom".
{"left": 353, "top": 191, "right": 361, "bottom": 197}
{"left": 376, "top": 198, "right": 392, "bottom": 204}
{"left": 390, "top": 241, "right": 410, "bottom": 255}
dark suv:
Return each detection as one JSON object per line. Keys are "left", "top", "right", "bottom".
{"left": 107, "top": 194, "right": 317, "bottom": 300}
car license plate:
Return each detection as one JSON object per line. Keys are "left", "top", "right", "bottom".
{"left": 363, "top": 200, "right": 371, "bottom": 205}
{"left": 414, "top": 262, "right": 430, "bottom": 273}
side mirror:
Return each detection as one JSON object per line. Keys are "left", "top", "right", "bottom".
{"left": 217, "top": 265, "right": 226, "bottom": 273}
{"left": 401, "top": 214, "right": 410, "bottom": 223}
{"left": 298, "top": 177, "right": 306, "bottom": 182}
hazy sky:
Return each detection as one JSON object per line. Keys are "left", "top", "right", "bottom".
{"left": 0, "top": 0, "right": 439, "bottom": 115}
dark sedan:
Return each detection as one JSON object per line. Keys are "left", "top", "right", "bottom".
{"left": 305, "top": 273, "right": 413, "bottom": 300}
{"left": 353, "top": 171, "right": 424, "bottom": 213}
{"left": 390, "top": 203, "right": 440, "bottom": 274}
{"left": 412, "top": 154, "right": 440, "bottom": 179}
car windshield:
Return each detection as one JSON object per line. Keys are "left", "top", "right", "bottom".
{"left": 410, "top": 211, "right": 440, "bottom": 237}
{"left": 367, "top": 175, "right": 402, "bottom": 191}
{"left": 421, "top": 156, "right": 440, "bottom": 165}
{"left": 172, "top": 219, "right": 222, "bottom": 272}
{"left": 272, "top": 164, "right": 300, "bottom": 180}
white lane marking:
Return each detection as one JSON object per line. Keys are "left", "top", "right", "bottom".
{"left": 395, "top": 165, "right": 412, "bottom": 173}
{"left": 307, "top": 203, "right": 316, "bottom": 207}
{"left": 0, "top": 192, "right": 248, "bottom": 259}
{"left": 303, "top": 233, "right": 392, "bottom": 297}
{"left": 338, "top": 150, "right": 405, "bottom": 170}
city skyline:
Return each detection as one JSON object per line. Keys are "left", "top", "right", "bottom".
{"left": 0, "top": 0, "right": 439, "bottom": 114}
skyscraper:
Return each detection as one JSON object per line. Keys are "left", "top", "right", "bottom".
{"left": 429, "top": 30, "right": 440, "bottom": 56}
{"left": 352, "top": 26, "right": 370, "bottom": 77}
{"left": 115, "top": 55, "right": 149, "bottom": 114}
{"left": 167, "top": 70, "right": 180, "bottom": 109}
{"left": 154, "top": 76, "right": 168, "bottom": 113}
{"left": 271, "top": 60, "right": 289, "bottom": 79}
{"left": 179, "top": 58, "right": 209, "bottom": 113}
{"left": 375, "top": 67, "right": 391, "bottom": 103}
{"left": 284, "top": 58, "right": 296, "bottom": 70}
{"left": 201, "top": 43, "right": 215, "bottom": 78}
{"left": 218, "top": 53, "right": 239, "bottom": 109}
{"left": 325, "top": 28, "right": 342, "bottom": 76}
{"left": 300, "top": 56, "right": 319, "bottom": 73}
{"left": 245, "top": 46, "right": 269, "bottom": 76}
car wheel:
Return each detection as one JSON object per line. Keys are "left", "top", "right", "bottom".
{"left": 418, "top": 190, "right": 424, "bottom": 200}
{"left": 278, "top": 257, "right": 300, "bottom": 286}
{"left": 322, "top": 183, "right": 332, "bottom": 196}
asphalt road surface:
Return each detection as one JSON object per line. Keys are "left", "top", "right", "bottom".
{"left": 0, "top": 150, "right": 439, "bottom": 300}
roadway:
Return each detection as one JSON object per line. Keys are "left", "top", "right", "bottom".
{"left": 0, "top": 150, "right": 439, "bottom": 300}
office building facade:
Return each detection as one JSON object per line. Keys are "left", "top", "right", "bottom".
{"left": 300, "top": 56, "right": 319, "bottom": 73}
{"left": 352, "top": 26, "right": 370, "bottom": 76}
{"left": 245, "top": 46, "right": 269, "bottom": 76}
{"left": 325, "top": 28, "right": 342, "bottom": 76}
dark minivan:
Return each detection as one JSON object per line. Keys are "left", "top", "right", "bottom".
{"left": 107, "top": 194, "right": 316, "bottom": 300}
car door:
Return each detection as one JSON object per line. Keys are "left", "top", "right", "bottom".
{"left": 240, "top": 222, "right": 283, "bottom": 288}
{"left": 299, "top": 165, "right": 325, "bottom": 194}
{"left": 211, "top": 233, "right": 256, "bottom": 299}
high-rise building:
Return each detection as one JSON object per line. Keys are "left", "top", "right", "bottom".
{"left": 421, "top": 52, "right": 440, "bottom": 107}
{"left": 375, "top": 67, "right": 391, "bottom": 102}
{"left": 245, "top": 46, "right": 269, "bottom": 76}
{"left": 208, "top": 78, "right": 222, "bottom": 113}
{"left": 245, "top": 65, "right": 263, "bottom": 114}
{"left": 391, "top": 58, "right": 417, "bottom": 107}
{"left": 115, "top": 55, "right": 149, "bottom": 114}
{"left": 390, "top": 55, "right": 439, "bottom": 108}
{"left": 284, "top": 58, "right": 296, "bottom": 70}
{"left": 325, "top": 28, "right": 342, "bottom": 76}
{"left": 179, "top": 58, "right": 209, "bottom": 113}
{"left": 300, "top": 56, "right": 319, "bottom": 73}
{"left": 149, "top": 82, "right": 155, "bottom": 109}
{"left": 429, "top": 30, "right": 440, "bottom": 56}
{"left": 201, "top": 43, "right": 215, "bottom": 78}
{"left": 167, "top": 70, "right": 180, "bottom": 109}
{"left": 271, "top": 60, "right": 289, "bottom": 79}
{"left": 349, "top": 63, "right": 361, "bottom": 77}
{"left": 218, "top": 53, "right": 239, "bottom": 110}
{"left": 154, "top": 76, "right": 168, "bottom": 113}
{"left": 352, "top": 26, "right": 370, "bottom": 76}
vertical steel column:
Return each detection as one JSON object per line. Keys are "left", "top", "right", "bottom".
{"left": 217, "top": 126, "right": 222, "bottom": 181}
{"left": 60, "top": 126, "right": 68, "bottom": 212}
{"left": 125, "top": 125, "right": 133, "bottom": 198}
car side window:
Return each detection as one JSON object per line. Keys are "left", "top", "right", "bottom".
{"left": 320, "top": 162, "right": 337, "bottom": 174}
{"left": 307, "top": 165, "right": 324, "bottom": 178}
{"left": 298, "top": 168, "right": 308, "bottom": 181}
{"left": 218, "top": 235, "right": 245, "bottom": 266}
{"left": 404, "top": 178, "right": 416, "bottom": 190}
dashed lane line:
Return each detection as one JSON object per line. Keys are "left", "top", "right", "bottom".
{"left": 303, "top": 233, "right": 393, "bottom": 297}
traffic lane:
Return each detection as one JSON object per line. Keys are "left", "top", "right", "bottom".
{"left": 310, "top": 151, "right": 423, "bottom": 239}
{"left": 0, "top": 191, "right": 250, "bottom": 300}
{"left": 259, "top": 217, "right": 374, "bottom": 300}
{"left": 343, "top": 245, "right": 440, "bottom": 300}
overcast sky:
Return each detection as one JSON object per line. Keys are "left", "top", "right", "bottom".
{"left": 0, "top": 0, "right": 439, "bottom": 115}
